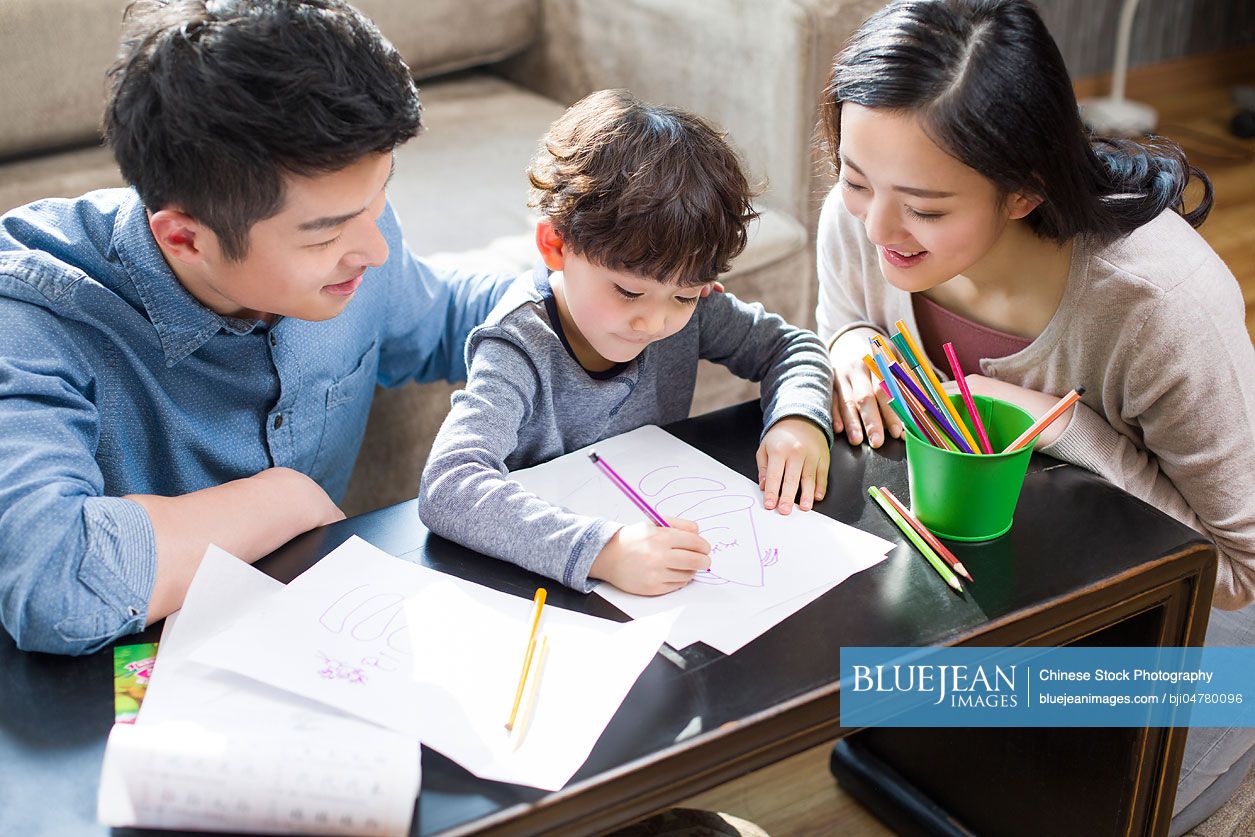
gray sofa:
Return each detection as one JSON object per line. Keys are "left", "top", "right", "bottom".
{"left": 0, "top": 0, "right": 884, "bottom": 515}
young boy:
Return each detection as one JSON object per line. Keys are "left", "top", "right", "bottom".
{"left": 419, "top": 90, "right": 834, "bottom": 596}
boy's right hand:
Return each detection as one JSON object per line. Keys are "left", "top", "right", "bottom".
{"left": 830, "top": 327, "right": 904, "bottom": 448}
{"left": 589, "top": 517, "right": 711, "bottom": 595}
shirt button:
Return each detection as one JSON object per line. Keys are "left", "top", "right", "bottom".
{"left": 274, "top": 414, "right": 284, "bottom": 429}
{"left": 270, "top": 333, "right": 277, "bottom": 347}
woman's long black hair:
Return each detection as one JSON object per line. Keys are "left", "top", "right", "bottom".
{"left": 821, "top": 0, "right": 1213, "bottom": 244}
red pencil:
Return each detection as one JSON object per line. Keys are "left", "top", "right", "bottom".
{"left": 942, "top": 342, "right": 994, "bottom": 454}
{"left": 879, "top": 487, "right": 973, "bottom": 583}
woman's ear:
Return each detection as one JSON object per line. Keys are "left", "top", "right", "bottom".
{"left": 535, "top": 220, "right": 566, "bottom": 271}
{"left": 1005, "top": 190, "right": 1043, "bottom": 221}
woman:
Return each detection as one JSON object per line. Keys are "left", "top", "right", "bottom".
{"left": 815, "top": 1, "right": 1255, "bottom": 832}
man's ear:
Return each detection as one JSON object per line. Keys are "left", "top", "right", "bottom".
{"left": 149, "top": 209, "right": 209, "bottom": 265}
{"left": 1005, "top": 190, "right": 1043, "bottom": 221}
{"left": 535, "top": 220, "right": 565, "bottom": 271}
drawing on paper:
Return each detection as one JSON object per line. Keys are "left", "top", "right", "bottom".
{"left": 317, "top": 584, "right": 410, "bottom": 673}
{"left": 316, "top": 652, "right": 367, "bottom": 685}
{"left": 550, "top": 462, "right": 779, "bottom": 587}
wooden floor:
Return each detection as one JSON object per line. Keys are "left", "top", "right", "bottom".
{"left": 673, "top": 50, "right": 1255, "bottom": 837}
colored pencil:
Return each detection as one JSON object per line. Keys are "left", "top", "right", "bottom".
{"left": 879, "top": 486, "right": 973, "bottom": 582}
{"left": 895, "top": 320, "right": 981, "bottom": 454}
{"left": 589, "top": 450, "right": 668, "bottom": 527}
{"left": 878, "top": 382, "right": 928, "bottom": 442}
{"left": 869, "top": 486, "right": 962, "bottom": 593}
{"left": 505, "top": 588, "right": 547, "bottom": 730}
{"left": 942, "top": 342, "right": 994, "bottom": 454}
{"left": 891, "top": 332, "right": 950, "bottom": 416}
{"left": 870, "top": 347, "right": 911, "bottom": 430}
{"left": 889, "top": 362, "right": 974, "bottom": 453}
{"left": 510, "top": 634, "right": 550, "bottom": 750}
{"left": 885, "top": 380, "right": 945, "bottom": 448}
{"left": 1003, "top": 387, "right": 1086, "bottom": 453}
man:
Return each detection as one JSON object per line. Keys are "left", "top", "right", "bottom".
{"left": 0, "top": 0, "right": 512, "bottom": 654}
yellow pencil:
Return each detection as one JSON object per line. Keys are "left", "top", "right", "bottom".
{"left": 505, "top": 588, "right": 546, "bottom": 731}
{"left": 895, "top": 320, "right": 981, "bottom": 453}
{"left": 510, "top": 634, "right": 550, "bottom": 751}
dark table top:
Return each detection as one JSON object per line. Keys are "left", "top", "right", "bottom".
{"left": 0, "top": 401, "right": 1212, "bottom": 835}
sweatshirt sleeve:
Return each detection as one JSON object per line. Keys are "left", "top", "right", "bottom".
{"left": 417, "top": 334, "right": 619, "bottom": 592}
{"left": 696, "top": 290, "right": 834, "bottom": 445}
{"left": 1040, "top": 280, "right": 1255, "bottom": 610}
{"left": 816, "top": 187, "right": 887, "bottom": 344}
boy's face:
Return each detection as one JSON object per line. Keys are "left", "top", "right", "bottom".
{"left": 151, "top": 152, "right": 394, "bottom": 323}
{"left": 539, "top": 223, "right": 706, "bottom": 370}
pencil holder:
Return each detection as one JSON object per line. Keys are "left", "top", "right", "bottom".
{"left": 904, "top": 395, "right": 1035, "bottom": 541}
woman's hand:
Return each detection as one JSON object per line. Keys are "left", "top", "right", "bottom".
{"left": 829, "top": 327, "right": 904, "bottom": 448}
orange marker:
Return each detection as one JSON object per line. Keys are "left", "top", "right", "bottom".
{"left": 1003, "top": 388, "right": 1086, "bottom": 452}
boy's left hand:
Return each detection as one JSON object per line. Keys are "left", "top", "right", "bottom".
{"left": 756, "top": 417, "right": 831, "bottom": 515}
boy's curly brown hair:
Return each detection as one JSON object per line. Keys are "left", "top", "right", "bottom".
{"left": 527, "top": 89, "right": 760, "bottom": 287}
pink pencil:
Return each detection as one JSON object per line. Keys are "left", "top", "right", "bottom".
{"left": 942, "top": 342, "right": 993, "bottom": 454}
{"left": 588, "top": 451, "right": 668, "bottom": 527}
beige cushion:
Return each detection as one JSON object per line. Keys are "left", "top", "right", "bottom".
{"left": 0, "top": 1, "right": 125, "bottom": 157}
{"left": 0, "top": 0, "right": 538, "bottom": 160}
{"left": 354, "top": 0, "right": 538, "bottom": 81}
{"left": 0, "top": 146, "right": 125, "bottom": 214}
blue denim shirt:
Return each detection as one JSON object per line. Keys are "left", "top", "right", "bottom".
{"left": 0, "top": 189, "right": 513, "bottom": 654}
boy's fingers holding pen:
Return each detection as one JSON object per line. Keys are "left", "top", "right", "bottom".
{"left": 662, "top": 516, "right": 701, "bottom": 534}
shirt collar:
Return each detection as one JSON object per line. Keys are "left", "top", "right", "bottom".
{"left": 111, "top": 191, "right": 260, "bottom": 367}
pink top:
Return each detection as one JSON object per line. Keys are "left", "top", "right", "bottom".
{"left": 912, "top": 294, "right": 1030, "bottom": 375}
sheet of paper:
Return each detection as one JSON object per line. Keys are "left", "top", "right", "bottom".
{"left": 98, "top": 720, "right": 417, "bottom": 836}
{"left": 100, "top": 545, "right": 421, "bottom": 836}
{"left": 510, "top": 425, "right": 891, "bottom": 653}
{"left": 404, "top": 581, "right": 676, "bottom": 791}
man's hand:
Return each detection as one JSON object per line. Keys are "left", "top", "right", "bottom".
{"left": 756, "top": 417, "right": 831, "bottom": 514}
{"left": 589, "top": 518, "right": 711, "bottom": 595}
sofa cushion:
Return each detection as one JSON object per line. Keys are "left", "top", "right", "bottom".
{"left": 0, "top": 1, "right": 126, "bottom": 159}
{"left": 355, "top": 0, "right": 538, "bottom": 81}
{"left": 0, "top": 0, "right": 538, "bottom": 162}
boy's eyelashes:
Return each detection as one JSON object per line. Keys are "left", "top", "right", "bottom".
{"left": 612, "top": 284, "right": 701, "bottom": 305}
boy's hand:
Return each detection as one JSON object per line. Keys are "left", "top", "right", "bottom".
{"left": 756, "top": 417, "right": 831, "bottom": 514}
{"left": 830, "top": 327, "right": 903, "bottom": 448}
{"left": 589, "top": 517, "right": 711, "bottom": 595}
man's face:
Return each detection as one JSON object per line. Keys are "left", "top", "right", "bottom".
{"left": 165, "top": 152, "right": 394, "bottom": 322}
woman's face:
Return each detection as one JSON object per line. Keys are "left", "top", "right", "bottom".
{"left": 837, "top": 103, "right": 1035, "bottom": 292}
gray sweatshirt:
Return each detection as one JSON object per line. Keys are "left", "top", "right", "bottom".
{"left": 419, "top": 268, "right": 833, "bottom": 591}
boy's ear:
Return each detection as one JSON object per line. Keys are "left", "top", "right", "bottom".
{"left": 1005, "top": 190, "right": 1043, "bottom": 221}
{"left": 535, "top": 220, "right": 566, "bottom": 272}
{"left": 149, "top": 209, "right": 208, "bottom": 265}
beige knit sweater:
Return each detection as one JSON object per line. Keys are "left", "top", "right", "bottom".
{"left": 816, "top": 189, "right": 1255, "bottom": 610}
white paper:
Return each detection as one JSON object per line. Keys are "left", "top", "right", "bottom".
{"left": 98, "top": 721, "right": 417, "bottom": 836}
{"left": 405, "top": 581, "right": 676, "bottom": 790}
{"left": 510, "top": 425, "right": 891, "bottom": 653}
{"left": 99, "top": 545, "right": 420, "bottom": 836}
